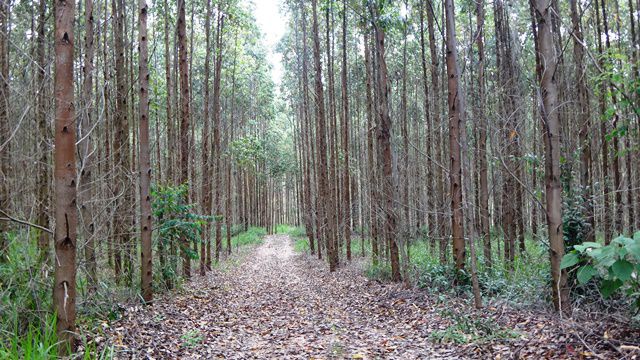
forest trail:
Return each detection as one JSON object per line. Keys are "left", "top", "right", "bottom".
{"left": 104, "top": 235, "right": 440, "bottom": 359}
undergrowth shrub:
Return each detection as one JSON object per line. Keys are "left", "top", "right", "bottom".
{"left": 430, "top": 309, "right": 518, "bottom": 344}
{"left": 365, "top": 262, "right": 392, "bottom": 281}
{"left": 562, "top": 232, "right": 640, "bottom": 311}
{"left": 403, "top": 236, "right": 548, "bottom": 305}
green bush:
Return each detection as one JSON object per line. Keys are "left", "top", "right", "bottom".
{"left": 562, "top": 231, "right": 640, "bottom": 308}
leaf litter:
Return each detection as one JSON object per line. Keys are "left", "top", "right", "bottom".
{"left": 100, "top": 235, "right": 640, "bottom": 359}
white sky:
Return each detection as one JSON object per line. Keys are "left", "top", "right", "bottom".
{"left": 250, "top": 0, "right": 287, "bottom": 87}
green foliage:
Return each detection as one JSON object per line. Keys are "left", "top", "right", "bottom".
{"left": 230, "top": 227, "right": 267, "bottom": 248}
{"left": 429, "top": 309, "right": 518, "bottom": 345}
{"left": 409, "top": 236, "right": 549, "bottom": 304}
{"left": 0, "top": 315, "right": 58, "bottom": 359}
{"left": 0, "top": 231, "right": 52, "bottom": 346}
{"left": 293, "top": 238, "right": 310, "bottom": 253}
{"left": 562, "top": 191, "right": 591, "bottom": 250}
{"left": 180, "top": 330, "right": 203, "bottom": 349}
{"left": 152, "top": 184, "right": 210, "bottom": 260}
{"left": 365, "top": 262, "right": 393, "bottom": 281}
{"left": 562, "top": 232, "right": 640, "bottom": 307}
{"left": 276, "top": 224, "right": 306, "bottom": 238}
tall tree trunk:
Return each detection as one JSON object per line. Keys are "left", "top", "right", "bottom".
{"left": 53, "top": 0, "right": 78, "bottom": 352}
{"left": 419, "top": 0, "right": 435, "bottom": 244}
{"left": 311, "top": 0, "right": 331, "bottom": 269}
{"left": 300, "top": 0, "right": 316, "bottom": 254}
{"left": 444, "top": 0, "right": 465, "bottom": 271}
{"left": 475, "top": 0, "right": 491, "bottom": 269}
{"left": 595, "top": 0, "right": 612, "bottom": 244}
{"left": 426, "top": 1, "right": 446, "bottom": 263}
{"left": 341, "top": 0, "right": 351, "bottom": 261}
{"left": 533, "top": 0, "right": 570, "bottom": 314}
{"left": 372, "top": 8, "right": 400, "bottom": 282}
{"left": 80, "top": 0, "right": 97, "bottom": 290}
{"left": 0, "top": 0, "right": 9, "bottom": 263}
{"left": 364, "top": 30, "right": 379, "bottom": 266}
{"left": 325, "top": 3, "right": 339, "bottom": 270}
{"left": 177, "top": 0, "right": 191, "bottom": 278}
{"left": 212, "top": 10, "right": 225, "bottom": 263}
{"left": 200, "top": 0, "right": 212, "bottom": 275}
{"left": 112, "top": 0, "right": 130, "bottom": 284}
{"left": 138, "top": 0, "right": 153, "bottom": 303}
{"left": 570, "top": 0, "right": 594, "bottom": 242}
{"left": 36, "top": 0, "right": 49, "bottom": 263}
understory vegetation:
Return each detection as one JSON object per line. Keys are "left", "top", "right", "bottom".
{"left": 293, "top": 226, "right": 640, "bottom": 325}
{"left": 0, "top": 223, "right": 267, "bottom": 359}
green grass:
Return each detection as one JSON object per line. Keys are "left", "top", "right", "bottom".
{"left": 230, "top": 227, "right": 267, "bottom": 248}
{"left": 294, "top": 238, "right": 310, "bottom": 253}
{"left": 276, "top": 224, "right": 306, "bottom": 238}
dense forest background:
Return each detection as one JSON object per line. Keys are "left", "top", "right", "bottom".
{"left": 0, "top": 0, "right": 639, "bottom": 357}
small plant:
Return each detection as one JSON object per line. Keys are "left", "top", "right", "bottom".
{"left": 152, "top": 184, "right": 211, "bottom": 285}
{"left": 562, "top": 232, "right": 640, "bottom": 308}
{"left": 180, "top": 330, "right": 203, "bottom": 349}
{"left": 293, "top": 238, "right": 309, "bottom": 253}
{"left": 430, "top": 309, "right": 518, "bottom": 344}
{"left": 365, "top": 262, "right": 392, "bottom": 281}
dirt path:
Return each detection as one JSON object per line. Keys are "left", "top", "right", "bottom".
{"left": 104, "top": 235, "right": 620, "bottom": 359}
{"left": 105, "top": 235, "right": 439, "bottom": 359}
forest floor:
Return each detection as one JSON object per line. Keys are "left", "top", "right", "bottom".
{"left": 100, "top": 235, "right": 639, "bottom": 359}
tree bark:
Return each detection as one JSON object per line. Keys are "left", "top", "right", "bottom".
{"left": 35, "top": 0, "right": 49, "bottom": 264}
{"left": 312, "top": 0, "right": 332, "bottom": 268}
{"left": 53, "top": 0, "right": 78, "bottom": 351}
{"left": 533, "top": 0, "right": 570, "bottom": 314}
{"left": 444, "top": 0, "right": 466, "bottom": 271}
{"left": 80, "top": 0, "right": 97, "bottom": 290}
{"left": 178, "top": 0, "right": 191, "bottom": 278}
{"left": 371, "top": 8, "right": 400, "bottom": 282}
{"left": 212, "top": 10, "right": 225, "bottom": 263}
{"left": 200, "top": 0, "right": 212, "bottom": 275}
{"left": 138, "top": 0, "right": 153, "bottom": 303}
{"left": 341, "top": 0, "right": 351, "bottom": 262}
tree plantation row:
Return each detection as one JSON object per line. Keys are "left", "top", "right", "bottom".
{"left": 0, "top": 0, "right": 639, "bottom": 356}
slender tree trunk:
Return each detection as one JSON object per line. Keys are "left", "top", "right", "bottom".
{"left": 200, "top": 0, "right": 212, "bottom": 276}
{"left": 475, "top": 0, "right": 491, "bottom": 269}
{"left": 426, "top": 2, "right": 446, "bottom": 263}
{"left": 212, "top": 10, "right": 225, "bottom": 263}
{"left": 177, "top": 0, "right": 191, "bottom": 278}
{"left": 138, "top": 0, "right": 153, "bottom": 303}
{"left": 80, "top": 0, "right": 97, "bottom": 290}
{"left": 311, "top": 0, "right": 331, "bottom": 269}
{"left": 570, "top": 0, "right": 594, "bottom": 242}
{"left": 341, "top": 0, "right": 351, "bottom": 261}
{"left": 372, "top": 10, "right": 400, "bottom": 282}
{"left": 419, "top": 0, "right": 435, "bottom": 243}
{"left": 325, "top": 3, "right": 339, "bottom": 270}
{"left": 0, "top": 0, "right": 8, "bottom": 263}
{"left": 533, "top": 0, "right": 570, "bottom": 314}
{"left": 53, "top": 0, "right": 78, "bottom": 351}
{"left": 112, "top": 0, "right": 129, "bottom": 284}
{"left": 300, "top": 0, "right": 316, "bottom": 254}
{"left": 595, "top": 0, "right": 612, "bottom": 244}
{"left": 36, "top": 0, "right": 49, "bottom": 264}
{"left": 444, "top": 0, "right": 465, "bottom": 271}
